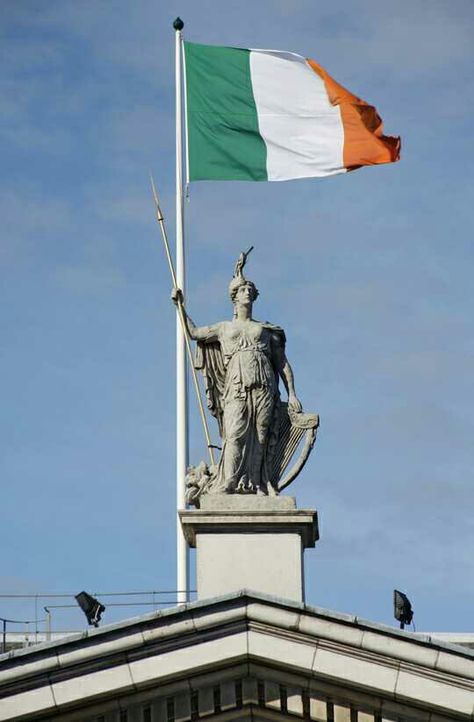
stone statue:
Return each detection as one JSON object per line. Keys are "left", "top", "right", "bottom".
{"left": 175, "top": 249, "right": 318, "bottom": 507}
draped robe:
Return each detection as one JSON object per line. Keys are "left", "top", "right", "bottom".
{"left": 195, "top": 319, "right": 285, "bottom": 494}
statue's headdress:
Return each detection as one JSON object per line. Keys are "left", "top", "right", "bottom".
{"left": 228, "top": 246, "right": 259, "bottom": 304}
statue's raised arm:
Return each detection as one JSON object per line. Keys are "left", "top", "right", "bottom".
{"left": 171, "top": 287, "right": 220, "bottom": 343}
{"left": 184, "top": 249, "right": 319, "bottom": 507}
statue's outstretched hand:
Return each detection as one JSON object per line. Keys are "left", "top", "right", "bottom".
{"left": 171, "top": 287, "right": 184, "bottom": 306}
{"left": 288, "top": 393, "right": 302, "bottom": 414}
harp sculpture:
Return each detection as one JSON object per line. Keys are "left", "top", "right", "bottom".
{"left": 177, "top": 249, "right": 319, "bottom": 508}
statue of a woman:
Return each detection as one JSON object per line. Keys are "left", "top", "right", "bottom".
{"left": 175, "top": 250, "right": 317, "bottom": 505}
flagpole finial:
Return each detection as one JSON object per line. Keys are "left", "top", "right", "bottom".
{"left": 173, "top": 17, "right": 184, "bottom": 31}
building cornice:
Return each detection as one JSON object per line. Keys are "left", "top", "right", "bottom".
{"left": 0, "top": 591, "right": 473, "bottom": 720}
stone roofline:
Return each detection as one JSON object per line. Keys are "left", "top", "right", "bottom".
{"left": 1, "top": 590, "right": 473, "bottom": 721}
{"left": 1, "top": 589, "right": 473, "bottom": 673}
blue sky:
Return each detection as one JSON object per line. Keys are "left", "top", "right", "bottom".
{"left": 1, "top": 0, "right": 473, "bottom": 633}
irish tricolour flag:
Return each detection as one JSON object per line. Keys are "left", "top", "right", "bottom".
{"left": 184, "top": 42, "right": 400, "bottom": 182}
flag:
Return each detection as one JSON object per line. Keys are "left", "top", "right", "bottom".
{"left": 184, "top": 42, "right": 400, "bottom": 182}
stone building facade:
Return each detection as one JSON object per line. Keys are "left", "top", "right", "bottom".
{"left": 1, "top": 590, "right": 473, "bottom": 721}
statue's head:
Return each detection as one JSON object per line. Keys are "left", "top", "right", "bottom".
{"left": 229, "top": 278, "right": 259, "bottom": 305}
{"left": 228, "top": 247, "right": 259, "bottom": 306}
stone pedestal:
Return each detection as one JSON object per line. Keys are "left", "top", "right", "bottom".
{"left": 179, "top": 496, "right": 318, "bottom": 603}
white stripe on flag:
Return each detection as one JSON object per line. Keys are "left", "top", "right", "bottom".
{"left": 249, "top": 50, "right": 345, "bottom": 181}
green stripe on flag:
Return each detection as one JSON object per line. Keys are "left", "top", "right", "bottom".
{"left": 184, "top": 42, "right": 267, "bottom": 181}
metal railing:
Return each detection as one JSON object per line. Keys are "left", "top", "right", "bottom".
{"left": 0, "top": 590, "right": 197, "bottom": 652}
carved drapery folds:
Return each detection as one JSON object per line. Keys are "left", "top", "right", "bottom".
{"left": 184, "top": 250, "right": 318, "bottom": 507}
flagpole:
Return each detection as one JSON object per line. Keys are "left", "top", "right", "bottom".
{"left": 173, "top": 16, "right": 188, "bottom": 605}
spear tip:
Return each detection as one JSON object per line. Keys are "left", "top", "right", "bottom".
{"left": 149, "top": 172, "right": 164, "bottom": 221}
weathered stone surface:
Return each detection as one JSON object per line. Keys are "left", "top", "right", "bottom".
{"left": 199, "top": 494, "right": 296, "bottom": 511}
{"left": 180, "top": 505, "right": 318, "bottom": 602}
{"left": 179, "top": 508, "right": 319, "bottom": 548}
{"left": 1, "top": 593, "right": 473, "bottom": 721}
{"left": 181, "top": 249, "right": 318, "bottom": 507}
{"left": 197, "top": 532, "right": 305, "bottom": 602}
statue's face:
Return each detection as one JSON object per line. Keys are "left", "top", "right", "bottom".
{"left": 235, "top": 283, "right": 255, "bottom": 305}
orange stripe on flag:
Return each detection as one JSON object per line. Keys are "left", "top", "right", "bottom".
{"left": 308, "top": 59, "right": 400, "bottom": 170}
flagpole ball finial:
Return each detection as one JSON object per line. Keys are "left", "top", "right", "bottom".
{"left": 173, "top": 17, "right": 184, "bottom": 31}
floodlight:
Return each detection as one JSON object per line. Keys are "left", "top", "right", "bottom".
{"left": 393, "top": 589, "right": 413, "bottom": 629}
{"left": 75, "top": 591, "right": 105, "bottom": 627}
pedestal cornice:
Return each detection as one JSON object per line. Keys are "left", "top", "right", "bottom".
{"left": 179, "top": 508, "right": 319, "bottom": 548}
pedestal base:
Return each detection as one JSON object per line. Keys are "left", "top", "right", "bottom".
{"left": 179, "top": 497, "right": 318, "bottom": 603}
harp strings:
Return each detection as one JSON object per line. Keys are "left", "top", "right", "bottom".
{"left": 271, "top": 413, "right": 305, "bottom": 481}
{"left": 281, "top": 425, "right": 305, "bottom": 474}
{"left": 271, "top": 413, "right": 291, "bottom": 478}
